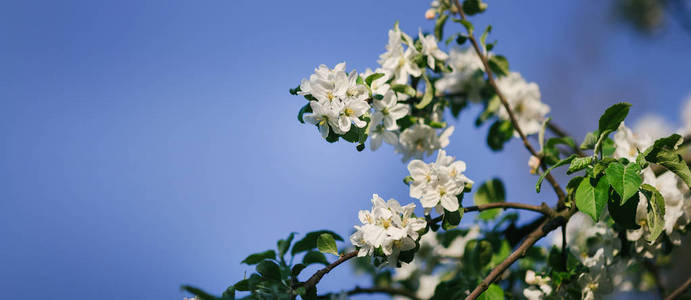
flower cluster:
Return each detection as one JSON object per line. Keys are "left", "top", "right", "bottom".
{"left": 350, "top": 194, "right": 427, "bottom": 264}
{"left": 407, "top": 150, "right": 473, "bottom": 214}
{"left": 435, "top": 48, "right": 484, "bottom": 102}
{"left": 495, "top": 72, "right": 550, "bottom": 136}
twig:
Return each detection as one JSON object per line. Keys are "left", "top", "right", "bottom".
{"left": 665, "top": 277, "right": 691, "bottom": 300}
{"left": 450, "top": 0, "right": 566, "bottom": 208}
{"left": 301, "top": 250, "right": 358, "bottom": 292}
{"left": 465, "top": 207, "right": 577, "bottom": 300}
{"left": 318, "top": 286, "right": 420, "bottom": 300}
{"left": 428, "top": 201, "right": 554, "bottom": 225}
{"left": 547, "top": 121, "right": 586, "bottom": 157}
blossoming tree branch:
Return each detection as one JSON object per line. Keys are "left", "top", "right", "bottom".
{"left": 183, "top": 1, "right": 691, "bottom": 299}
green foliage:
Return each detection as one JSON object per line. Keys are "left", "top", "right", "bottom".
{"left": 474, "top": 178, "right": 506, "bottom": 220}
{"left": 580, "top": 131, "right": 599, "bottom": 150}
{"left": 454, "top": 18, "right": 474, "bottom": 34}
{"left": 297, "top": 103, "right": 312, "bottom": 124}
{"left": 241, "top": 250, "right": 276, "bottom": 265}
{"left": 488, "top": 55, "right": 509, "bottom": 77}
{"left": 536, "top": 154, "right": 576, "bottom": 193}
{"left": 567, "top": 156, "right": 594, "bottom": 175}
{"left": 391, "top": 84, "right": 417, "bottom": 97}
{"left": 316, "top": 233, "right": 339, "bottom": 256}
{"left": 639, "top": 134, "right": 691, "bottom": 188}
{"left": 487, "top": 119, "right": 513, "bottom": 151}
{"left": 442, "top": 208, "right": 463, "bottom": 230}
{"left": 291, "top": 230, "right": 344, "bottom": 256}
{"left": 608, "top": 191, "right": 640, "bottom": 230}
{"left": 575, "top": 176, "right": 608, "bottom": 222}
{"left": 277, "top": 232, "right": 295, "bottom": 260}
{"left": 303, "top": 250, "right": 329, "bottom": 266}
{"left": 477, "top": 284, "right": 503, "bottom": 300}
{"left": 542, "top": 137, "right": 576, "bottom": 165}
{"left": 480, "top": 25, "right": 492, "bottom": 52}
{"left": 462, "top": 0, "right": 488, "bottom": 15}
{"left": 598, "top": 102, "right": 631, "bottom": 134}
{"left": 365, "top": 73, "right": 385, "bottom": 87}
{"left": 256, "top": 260, "right": 281, "bottom": 281}
{"left": 435, "top": 13, "right": 449, "bottom": 40}
{"left": 640, "top": 184, "right": 666, "bottom": 242}
{"left": 605, "top": 161, "right": 642, "bottom": 204}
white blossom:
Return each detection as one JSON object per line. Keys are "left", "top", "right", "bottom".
{"left": 378, "top": 24, "right": 422, "bottom": 84}
{"left": 350, "top": 194, "right": 426, "bottom": 263}
{"left": 612, "top": 122, "right": 653, "bottom": 162}
{"left": 523, "top": 270, "right": 552, "bottom": 300}
{"left": 495, "top": 72, "right": 550, "bottom": 136}
{"left": 418, "top": 29, "right": 448, "bottom": 69}
{"left": 633, "top": 114, "right": 673, "bottom": 140}
{"left": 434, "top": 48, "right": 484, "bottom": 102}
{"left": 303, "top": 100, "right": 340, "bottom": 138}
{"left": 361, "top": 68, "right": 392, "bottom": 96}
{"left": 371, "top": 90, "right": 409, "bottom": 131}
{"left": 369, "top": 124, "right": 399, "bottom": 151}
{"left": 397, "top": 124, "right": 454, "bottom": 161}
{"left": 407, "top": 149, "right": 472, "bottom": 213}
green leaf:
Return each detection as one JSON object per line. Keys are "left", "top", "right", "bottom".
{"left": 542, "top": 137, "right": 576, "bottom": 165}
{"left": 598, "top": 102, "right": 631, "bottom": 134}
{"left": 580, "top": 131, "right": 599, "bottom": 150}
{"left": 442, "top": 209, "right": 463, "bottom": 230}
{"left": 593, "top": 157, "right": 616, "bottom": 176}
{"left": 605, "top": 161, "right": 642, "bottom": 204}
{"left": 365, "top": 73, "right": 385, "bottom": 87}
{"left": 567, "top": 156, "right": 594, "bottom": 175}
{"left": 415, "top": 75, "right": 434, "bottom": 109}
{"left": 474, "top": 178, "right": 506, "bottom": 221}
{"left": 608, "top": 190, "right": 640, "bottom": 230}
{"left": 434, "top": 13, "right": 449, "bottom": 40}
{"left": 391, "top": 84, "right": 417, "bottom": 97}
{"left": 297, "top": 103, "right": 312, "bottom": 124}
{"left": 182, "top": 285, "right": 220, "bottom": 300}
{"left": 640, "top": 184, "right": 666, "bottom": 242}
{"left": 536, "top": 154, "right": 576, "bottom": 193}
{"left": 291, "top": 263, "right": 306, "bottom": 276}
{"left": 317, "top": 233, "right": 339, "bottom": 256}
{"left": 462, "top": 0, "right": 488, "bottom": 16}
{"left": 302, "top": 250, "right": 329, "bottom": 266}
{"left": 241, "top": 250, "right": 276, "bottom": 265}
{"left": 454, "top": 18, "right": 474, "bottom": 34}
{"left": 566, "top": 176, "right": 584, "bottom": 204}
{"left": 477, "top": 284, "right": 504, "bottom": 300}
{"left": 488, "top": 55, "right": 509, "bottom": 77}
{"left": 291, "top": 230, "right": 344, "bottom": 255}
{"left": 277, "top": 232, "right": 295, "bottom": 259}
{"left": 487, "top": 119, "right": 513, "bottom": 151}
{"left": 256, "top": 260, "right": 281, "bottom": 281}
{"left": 575, "top": 176, "right": 608, "bottom": 222}
{"left": 641, "top": 134, "right": 691, "bottom": 188}
{"left": 480, "top": 25, "right": 492, "bottom": 51}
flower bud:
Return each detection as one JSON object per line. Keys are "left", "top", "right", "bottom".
{"left": 425, "top": 9, "right": 436, "bottom": 20}
{"left": 528, "top": 155, "right": 541, "bottom": 174}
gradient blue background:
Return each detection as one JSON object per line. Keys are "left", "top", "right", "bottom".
{"left": 1, "top": 1, "right": 689, "bottom": 299}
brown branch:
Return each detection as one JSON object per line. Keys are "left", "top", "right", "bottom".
{"left": 318, "top": 286, "right": 420, "bottom": 300}
{"left": 450, "top": 0, "right": 566, "bottom": 208}
{"left": 465, "top": 207, "right": 577, "bottom": 300}
{"left": 665, "top": 277, "right": 691, "bottom": 300}
{"left": 428, "top": 201, "right": 554, "bottom": 225}
{"left": 301, "top": 250, "right": 358, "bottom": 292}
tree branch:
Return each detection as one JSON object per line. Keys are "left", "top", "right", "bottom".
{"left": 665, "top": 277, "right": 691, "bottom": 300}
{"left": 301, "top": 250, "right": 358, "bottom": 292}
{"left": 465, "top": 207, "right": 577, "bottom": 300}
{"left": 450, "top": 0, "right": 566, "bottom": 208}
{"left": 318, "top": 286, "right": 420, "bottom": 300}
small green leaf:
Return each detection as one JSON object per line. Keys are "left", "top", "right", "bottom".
{"left": 536, "top": 154, "right": 577, "bottom": 193}
{"left": 434, "top": 13, "right": 449, "bottom": 40}
{"left": 593, "top": 157, "right": 616, "bottom": 176}
{"left": 462, "top": 0, "right": 488, "bottom": 16}
{"left": 605, "top": 161, "right": 642, "bottom": 204}
{"left": 598, "top": 102, "right": 631, "bottom": 134}
{"left": 477, "top": 284, "right": 504, "bottom": 300}
{"left": 474, "top": 178, "right": 506, "bottom": 221}
{"left": 365, "top": 73, "right": 385, "bottom": 87}
{"left": 302, "top": 250, "right": 329, "bottom": 266}
{"left": 291, "top": 230, "right": 344, "bottom": 256}
{"left": 488, "top": 55, "right": 509, "bottom": 77}
{"left": 580, "top": 131, "right": 599, "bottom": 150}
{"left": 291, "top": 263, "right": 306, "bottom": 276}
{"left": 567, "top": 156, "right": 594, "bottom": 175}
{"left": 317, "top": 233, "right": 339, "bottom": 256}
{"left": 454, "top": 18, "right": 474, "bottom": 34}
{"left": 640, "top": 184, "right": 666, "bottom": 242}
{"left": 480, "top": 25, "right": 492, "bottom": 51}
{"left": 391, "top": 84, "right": 417, "bottom": 97}
{"left": 241, "top": 250, "right": 276, "bottom": 265}
{"left": 297, "top": 103, "right": 312, "bottom": 124}
{"left": 289, "top": 86, "right": 301, "bottom": 95}
{"left": 641, "top": 134, "right": 691, "bottom": 188}
{"left": 415, "top": 75, "right": 434, "bottom": 109}
{"left": 487, "top": 119, "right": 513, "bottom": 151}
{"left": 256, "top": 260, "right": 281, "bottom": 281}
{"left": 442, "top": 209, "right": 463, "bottom": 230}
{"left": 277, "top": 232, "right": 295, "bottom": 259}
{"left": 575, "top": 176, "right": 608, "bottom": 222}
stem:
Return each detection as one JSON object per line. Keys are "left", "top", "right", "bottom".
{"left": 318, "top": 286, "right": 420, "bottom": 300}
{"left": 450, "top": 0, "right": 566, "bottom": 208}
{"left": 665, "top": 277, "right": 691, "bottom": 300}
{"left": 465, "top": 207, "right": 577, "bottom": 300}
{"left": 302, "top": 250, "right": 358, "bottom": 292}
{"left": 547, "top": 121, "right": 586, "bottom": 157}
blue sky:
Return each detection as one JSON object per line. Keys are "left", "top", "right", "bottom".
{"left": 1, "top": 1, "right": 689, "bottom": 299}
